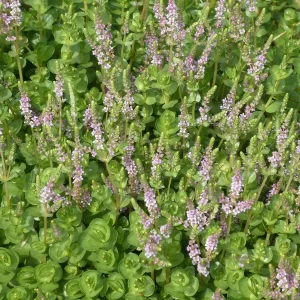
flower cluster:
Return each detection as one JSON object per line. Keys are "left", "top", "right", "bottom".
{"left": 0, "top": 0, "right": 22, "bottom": 41}
{"left": 187, "top": 239, "right": 209, "bottom": 277}
{"left": 89, "top": 15, "right": 115, "bottom": 69}
{"left": 84, "top": 105, "right": 104, "bottom": 150}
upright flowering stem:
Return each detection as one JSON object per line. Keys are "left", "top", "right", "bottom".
{"left": 141, "top": 0, "right": 148, "bottom": 22}
{"left": 105, "top": 161, "right": 121, "bottom": 214}
{"left": 14, "top": 29, "right": 24, "bottom": 86}
{"left": 244, "top": 174, "right": 269, "bottom": 234}
{"left": 0, "top": 147, "right": 10, "bottom": 209}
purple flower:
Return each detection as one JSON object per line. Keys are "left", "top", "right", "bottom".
{"left": 54, "top": 73, "right": 64, "bottom": 99}
{"left": 205, "top": 232, "right": 220, "bottom": 253}
{"left": 195, "top": 32, "right": 217, "bottom": 79}
{"left": 187, "top": 239, "right": 210, "bottom": 276}
{"left": 198, "top": 188, "right": 209, "bottom": 206}
{"left": 268, "top": 151, "right": 282, "bottom": 168}
{"left": 160, "top": 223, "right": 173, "bottom": 239}
{"left": 103, "top": 89, "right": 115, "bottom": 113}
{"left": 40, "top": 178, "right": 65, "bottom": 206}
{"left": 187, "top": 238, "right": 201, "bottom": 265}
{"left": 229, "top": 5, "right": 245, "bottom": 41}
{"left": 276, "top": 260, "right": 299, "bottom": 294}
{"left": 41, "top": 111, "right": 54, "bottom": 126}
{"left": 267, "top": 182, "right": 281, "bottom": 200}
{"left": 0, "top": 0, "right": 22, "bottom": 41}
{"left": 296, "top": 140, "right": 300, "bottom": 154}
{"left": 123, "top": 142, "right": 140, "bottom": 194}
{"left": 19, "top": 91, "right": 33, "bottom": 126}
{"left": 71, "top": 147, "right": 84, "bottom": 202}
{"left": 245, "top": 0, "right": 257, "bottom": 12}
{"left": 194, "top": 23, "right": 205, "bottom": 40}
{"left": 153, "top": 0, "right": 186, "bottom": 43}
{"left": 230, "top": 169, "right": 243, "bottom": 199}
{"left": 184, "top": 201, "right": 209, "bottom": 233}
{"left": 277, "top": 125, "right": 289, "bottom": 154}
{"left": 165, "top": 0, "right": 186, "bottom": 43}
{"left": 144, "top": 186, "right": 160, "bottom": 218}
{"left": 232, "top": 199, "right": 254, "bottom": 216}
{"left": 178, "top": 102, "right": 190, "bottom": 138}
{"left": 144, "top": 230, "right": 162, "bottom": 258}
{"left": 247, "top": 39, "right": 271, "bottom": 85}
{"left": 199, "top": 150, "right": 214, "bottom": 181}
{"left": 88, "top": 15, "right": 114, "bottom": 69}
{"left": 212, "top": 289, "right": 223, "bottom": 300}
{"left": 215, "top": 0, "right": 226, "bottom": 28}
{"left": 19, "top": 91, "right": 42, "bottom": 128}
{"left": 81, "top": 189, "right": 92, "bottom": 208}
{"left": 151, "top": 141, "right": 164, "bottom": 179}
{"left": 83, "top": 105, "right": 104, "bottom": 150}
{"left": 145, "top": 33, "right": 163, "bottom": 66}
{"left": 122, "top": 90, "right": 135, "bottom": 121}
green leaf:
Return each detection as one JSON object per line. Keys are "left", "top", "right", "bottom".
{"left": 106, "top": 273, "right": 126, "bottom": 300}
{"left": 36, "top": 42, "right": 55, "bottom": 63}
{"left": 0, "top": 248, "right": 19, "bottom": 273}
{"left": 155, "top": 110, "right": 178, "bottom": 135}
{"left": 265, "top": 101, "right": 282, "bottom": 113}
{"left": 63, "top": 278, "right": 84, "bottom": 299}
{"left": 17, "top": 266, "right": 38, "bottom": 289}
{"left": 0, "top": 86, "right": 12, "bottom": 102}
{"left": 118, "top": 253, "right": 141, "bottom": 279}
{"left": 6, "top": 287, "right": 32, "bottom": 300}
{"left": 80, "top": 270, "right": 104, "bottom": 297}
{"left": 270, "top": 65, "right": 293, "bottom": 81}
{"left": 34, "top": 261, "right": 63, "bottom": 283}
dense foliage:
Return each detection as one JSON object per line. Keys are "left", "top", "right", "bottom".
{"left": 0, "top": 0, "right": 300, "bottom": 299}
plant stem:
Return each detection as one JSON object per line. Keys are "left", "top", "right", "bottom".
{"left": 105, "top": 162, "right": 121, "bottom": 213}
{"left": 165, "top": 267, "right": 170, "bottom": 284}
{"left": 141, "top": 0, "right": 148, "bottom": 22}
{"left": 43, "top": 203, "right": 47, "bottom": 245}
{"left": 244, "top": 175, "right": 268, "bottom": 234}
{"left": 212, "top": 60, "right": 218, "bottom": 86}
{"left": 265, "top": 226, "right": 272, "bottom": 246}
{"left": 226, "top": 214, "right": 233, "bottom": 237}
{"left": 168, "top": 44, "right": 173, "bottom": 72}
{"left": 284, "top": 171, "right": 293, "bottom": 193}
{"left": 0, "top": 149, "right": 10, "bottom": 209}
{"left": 151, "top": 265, "right": 155, "bottom": 282}
{"left": 14, "top": 28, "right": 24, "bottom": 87}
{"left": 167, "top": 177, "right": 172, "bottom": 198}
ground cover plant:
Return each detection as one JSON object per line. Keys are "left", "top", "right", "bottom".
{"left": 0, "top": 0, "right": 300, "bottom": 299}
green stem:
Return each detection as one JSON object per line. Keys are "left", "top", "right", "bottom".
{"left": 220, "top": 213, "right": 233, "bottom": 261}
{"left": 68, "top": 175, "right": 72, "bottom": 202}
{"left": 265, "top": 226, "right": 272, "bottom": 246}
{"left": 59, "top": 98, "right": 63, "bottom": 140}
{"left": 244, "top": 175, "right": 269, "bottom": 234}
{"left": 226, "top": 214, "right": 233, "bottom": 237}
{"left": 0, "top": 149, "right": 10, "bottom": 209}
{"left": 14, "top": 28, "right": 24, "bottom": 87}
{"left": 284, "top": 172, "right": 293, "bottom": 193}
{"left": 151, "top": 265, "right": 155, "bottom": 282}
{"left": 165, "top": 267, "right": 170, "bottom": 284}
{"left": 31, "top": 127, "right": 40, "bottom": 177}
{"left": 192, "top": 102, "right": 196, "bottom": 123}
{"left": 252, "top": 17, "right": 256, "bottom": 49}
{"left": 168, "top": 44, "right": 173, "bottom": 72}
{"left": 167, "top": 177, "right": 172, "bottom": 198}
{"left": 141, "top": 0, "right": 148, "bottom": 22}
{"left": 43, "top": 203, "right": 47, "bottom": 245}
{"left": 105, "top": 162, "right": 121, "bottom": 213}
{"left": 212, "top": 60, "right": 218, "bottom": 86}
